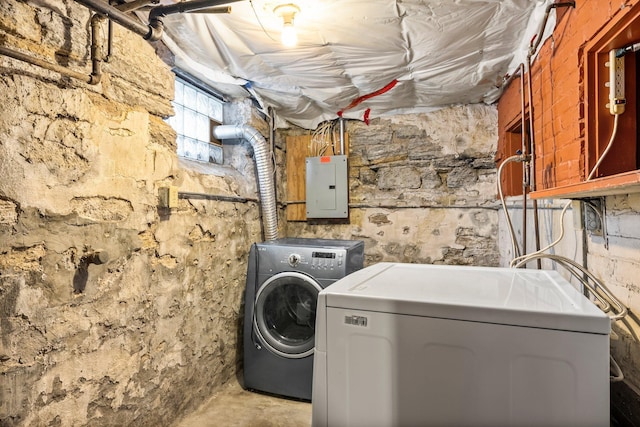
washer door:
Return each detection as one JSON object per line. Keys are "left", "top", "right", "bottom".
{"left": 254, "top": 271, "right": 322, "bottom": 359}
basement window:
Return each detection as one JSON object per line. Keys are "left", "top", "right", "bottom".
{"left": 499, "top": 118, "right": 529, "bottom": 197}
{"left": 584, "top": 4, "right": 639, "bottom": 181}
{"left": 166, "top": 73, "right": 225, "bottom": 164}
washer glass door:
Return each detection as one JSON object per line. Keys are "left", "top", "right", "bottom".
{"left": 254, "top": 271, "right": 322, "bottom": 358}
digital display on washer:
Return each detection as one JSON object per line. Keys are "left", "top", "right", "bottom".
{"left": 312, "top": 251, "right": 336, "bottom": 259}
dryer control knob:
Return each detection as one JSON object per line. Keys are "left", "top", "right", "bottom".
{"left": 288, "top": 253, "right": 301, "bottom": 266}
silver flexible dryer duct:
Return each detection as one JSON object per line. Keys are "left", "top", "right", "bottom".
{"left": 213, "top": 125, "right": 278, "bottom": 241}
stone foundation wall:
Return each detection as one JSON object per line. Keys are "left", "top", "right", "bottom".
{"left": 283, "top": 105, "right": 500, "bottom": 267}
{"left": 0, "top": 1, "right": 261, "bottom": 425}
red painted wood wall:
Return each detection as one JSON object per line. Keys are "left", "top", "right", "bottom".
{"left": 497, "top": 0, "right": 640, "bottom": 197}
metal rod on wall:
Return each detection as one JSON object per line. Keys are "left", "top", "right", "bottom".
{"left": 339, "top": 118, "right": 345, "bottom": 155}
{"left": 73, "top": 0, "right": 158, "bottom": 40}
{"left": 0, "top": 45, "right": 93, "bottom": 83}
{"left": 178, "top": 191, "right": 258, "bottom": 204}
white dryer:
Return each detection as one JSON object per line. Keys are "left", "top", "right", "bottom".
{"left": 312, "top": 263, "right": 610, "bottom": 427}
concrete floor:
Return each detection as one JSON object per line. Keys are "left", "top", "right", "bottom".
{"left": 172, "top": 377, "right": 623, "bottom": 426}
{"left": 172, "top": 380, "right": 312, "bottom": 427}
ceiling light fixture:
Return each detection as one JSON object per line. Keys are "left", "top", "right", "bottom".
{"left": 274, "top": 3, "right": 300, "bottom": 47}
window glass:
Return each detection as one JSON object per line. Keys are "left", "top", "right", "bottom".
{"left": 167, "top": 75, "right": 224, "bottom": 164}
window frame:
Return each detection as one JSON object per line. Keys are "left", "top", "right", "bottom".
{"left": 168, "top": 70, "right": 226, "bottom": 165}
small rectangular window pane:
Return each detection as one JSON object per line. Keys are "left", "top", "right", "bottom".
{"left": 209, "top": 98, "right": 223, "bottom": 122}
{"left": 173, "top": 104, "right": 184, "bottom": 135}
{"left": 174, "top": 80, "right": 184, "bottom": 104}
{"left": 183, "top": 137, "right": 197, "bottom": 158}
{"left": 183, "top": 85, "right": 197, "bottom": 106}
{"left": 209, "top": 142, "right": 223, "bottom": 163}
{"left": 196, "top": 91, "right": 208, "bottom": 114}
{"left": 196, "top": 113, "right": 209, "bottom": 142}
{"left": 196, "top": 141, "right": 209, "bottom": 161}
{"left": 176, "top": 135, "right": 185, "bottom": 157}
{"left": 183, "top": 108, "right": 198, "bottom": 139}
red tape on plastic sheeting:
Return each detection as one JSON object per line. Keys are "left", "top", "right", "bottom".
{"left": 337, "top": 79, "right": 399, "bottom": 118}
{"left": 363, "top": 108, "right": 371, "bottom": 125}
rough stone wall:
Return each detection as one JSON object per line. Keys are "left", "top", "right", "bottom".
{"left": 0, "top": 1, "right": 261, "bottom": 425}
{"left": 283, "top": 105, "right": 500, "bottom": 267}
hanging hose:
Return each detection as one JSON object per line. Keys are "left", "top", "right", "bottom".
{"left": 213, "top": 125, "right": 278, "bottom": 241}
{"left": 611, "top": 355, "right": 625, "bottom": 382}
{"left": 587, "top": 114, "right": 620, "bottom": 180}
{"left": 497, "top": 154, "right": 528, "bottom": 259}
{"left": 512, "top": 253, "right": 629, "bottom": 318}
{"left": 509, "top": 200, "right": 572, "bottom": 268}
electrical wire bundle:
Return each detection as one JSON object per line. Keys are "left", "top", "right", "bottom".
{"left": 309, "top": 120, "right": 340, "bottom": 157}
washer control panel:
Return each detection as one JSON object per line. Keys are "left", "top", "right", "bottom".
{"left": 256, "top": 239, "right": 364, "bottom": 280}
{"left": 310, "top": 251, "right": 343, "bottom": 270}
{"left": 288, "top": 253, "right": 301, "bottom": 266}
{"left": 284, "top": 250, "right": 343, "bottom": 271}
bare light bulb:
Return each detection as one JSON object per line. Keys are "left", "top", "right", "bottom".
{"left": 274, "top": 4, "right": 300, "bottom": 48}
{"left": 281, "top": 21, "right": 297, "bottom": 47}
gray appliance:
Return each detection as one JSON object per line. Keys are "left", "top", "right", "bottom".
{"left": 243, "top": 238, "right": 364, "bottom": 401}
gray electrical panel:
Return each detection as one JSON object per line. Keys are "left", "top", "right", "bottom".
{"left": 306, "top": 155, "right": 348, "bottom": 218}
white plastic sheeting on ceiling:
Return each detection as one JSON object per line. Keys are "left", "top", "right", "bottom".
{"left": 160, "top": 0, "right": 554, "bottom": 129}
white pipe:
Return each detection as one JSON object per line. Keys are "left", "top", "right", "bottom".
{"left": 213, "top": 125, "right": 278, "bottom": 241}
{"left": 588, "top": 113, "right": 620, "bottom": 181}
{"left": 497, "top": 154, "right": 526, "bottom": 258}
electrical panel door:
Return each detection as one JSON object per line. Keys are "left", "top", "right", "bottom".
{"left": 306, "top": 155, "right": 348, "bottom": 218}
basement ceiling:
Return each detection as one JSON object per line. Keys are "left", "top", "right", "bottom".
{"left": 158, "top": 0, "right": 555, "bottom": 129}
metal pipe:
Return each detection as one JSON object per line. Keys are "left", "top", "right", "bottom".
{"left": 532, "top": 198, "right": 541, "bottom": 268}
{"left": 339, "top": 118, "right": 345, "bottom": 155}
{"left": 147, "top": 5, "right": 232, "bottom": 37}
{"left": 73, "top": 0, "right": 159, "bottom": 40}
{"left": 3, "top": 0, "right": 236, "bottom": 85}
{"left": 115, "top": 0, "right": 158, "bottom": 13}
{"left": 148, "top": 0, "right": 237, "bottom": 35}
{"left": 90, "top": 14, "right": 104, "bottom": 84}
{"left": 268, "top": 107, "right": 276, "bottom": 156}
{"left": 3, "top": 11, "right": 104, "bottom": 85}
{"left": 526, "top": 1, "right": 575, "bottom": 191}
{"left": 501, "top": 2, "right": 575, "bottom": 91}
{"left": 268, "top": 108, "right": 278, "bottom": 202}
{"left": 213, "top": 125, "right": 279, "bottom": 241}
{"left": 149, "top": 0, "right": 235, "bottom": 19}
{"left": 524, "top": 4, "right": 581, "bottom": 269}
{"left": 519, "top": 63, "right": 527, "bottom": 265}
{"left": 105, "top": 18, "right": 113, "bottom": 62}
{"left": 0, "top": 45, "right": 93, "bottom": 83}
{"left": 528, "top": 2, "right": 576, "bottom": 57}
{"left": 178, "top": 192, "right": 258, "bottom": 203}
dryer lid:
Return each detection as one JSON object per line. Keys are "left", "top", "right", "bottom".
{"left": 320, "top": 263, "right": 610, "bottom": 335}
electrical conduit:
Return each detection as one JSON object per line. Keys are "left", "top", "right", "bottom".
{"left": 213, "top": 125, "right": 278, "bottom": 241}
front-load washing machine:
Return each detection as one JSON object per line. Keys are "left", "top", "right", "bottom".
{"left": 243, "top": 238, "right": 364, "bottom": 401}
